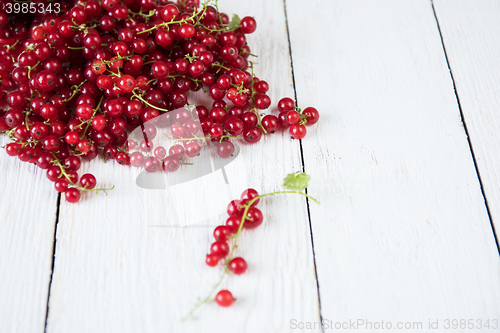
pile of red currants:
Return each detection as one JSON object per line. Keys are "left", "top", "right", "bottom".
{"left": 0, "top": 0, "right": 319, "bottom": 204}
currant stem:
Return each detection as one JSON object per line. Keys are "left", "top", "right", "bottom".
{"left": 63, "top": 80, "right": 87, "bottom": 103}
{"left": 50, "top": 153, "right": 115, "bottom": 194}
{"left": 132, "top": 92, "right": 170, "bottom": 112}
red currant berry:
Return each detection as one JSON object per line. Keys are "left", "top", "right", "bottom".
{"left": 78, "top": 139, "right": 92, "bottom": 153}
{"left": 55, "top": 179, "right": 70, "bottom": 193}
{"left": 6, "top": 143, "right": 22, "bottom": 157}
{"left": 216, "top": 141, "right": 235, "bottom": 159}
{"left": 64, "top": 156, "right": 81, "bottom": 171}
{"left": 116, "top": 152, "right": 130, "bottom": 165}
{"left": 168, "top": 144, "right": 186, "bottom": 160}
{"left": 163, "top": 156, "right": 180, "bottom": 172}
{"left": 185, "top": 142, "right": 201, "bottom": 157}
{"left": 261, "top": 115, "right": 279, "bottom": 133}
{"left": 240, "top": 16, "right": 257, "bottom": 34}
{"left": 244, "top": 207, "right": 264, "bottom": 229}
{"left": 227, "top": 199, "right": 244, "bottom": 217}
{"left": 253, "top": 80, "right": 269, "bottom": 93}
{"left": 179, "top": 23, "right": 195, "bottom": 39}
{"left": 302, "top": 107, "right": 320, "bottom": 125}
{"left": 225, "top": 216, "right": 241, "bottom": 234}
{"left": 43, "top": 136, "right": 61, "bottom": 152}
{"left": 65, "top": 188, "right": 81, "bottom": 203}
{"left": 224, "top": 117, "right": 244, "bottom": 136}
{"left": 206, "top": 254, "right": 220, "bottom": 267}
{"left": 30, "top": 123, "right": 49, "bottom": 140}
{"left": 254, "top": 93, "right": 271, "bottom": 109}
{"left": 229, "top": 257, "right": 247, "bottom": 274}
{"left": 240, "top": 188, "right": 260, "bottom": 207}
{"left": 209, "top": 123, "right": 224, "bottom": 139}
{"left": 289, "top": 123, "right": 307, "bottom": 140}
{"left": 215, "top": 290, "right": 234, "bottom": 307}
{"left": 278, "top": 111, "right": 290, "bottom": 128}
{"left": 80, "top": 174, "right": 97, "bottom": 189}
{"left": 76, "top": 103, "right": 94, "bottom": 120}
{"left": 278, "top": 97, "right": 295, "bottom": 112}
{"left": 210, "top": 107, "right": 228, "bottom": 124}
{"left": 210, "top": 241, "right": 229, "bottom": 257}
{"left": 144, "top": 157, "right": 161, "bottom": 173}
{"left": 243, "top": 127, "right": 262, "bottom": 144}
{"left": 213, "top": 225, "right": 231, "bottom": 242}
{"left": 286, "top": 110, "right": 300, "bottom": 125}
{"left": 241, "top": 112, "right": 258, "bottom": 128}
{"left": 154, "top": 146, "right": 167, "bottom": 159}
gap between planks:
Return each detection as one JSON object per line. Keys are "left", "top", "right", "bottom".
{"left": 44, "top": 193, "right": 61, "bottom": 333}
{"left": 430, "top": 0, "right": 500, "bottom": 254}
{"left": 283, "top": 0, "right": 325, "bottom": 330}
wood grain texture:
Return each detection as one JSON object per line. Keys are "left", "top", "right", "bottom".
{"left": 286, "top": 0, "right": 500, "bottom": 327}
{"left": 433, "top": 0, "right": 500, "bottom": 236}
{"left": 45, "top": 1, "right": 321, "bottom": 332}
{"left": 0, "top": 136, "right": 59, "bottom": 333}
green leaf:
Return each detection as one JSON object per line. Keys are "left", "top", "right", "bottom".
{"left": 282, "top": 171, "right": 311, "bottom": 191}
{"left": 228, "top": 14, "right": 241, "bottom": 30}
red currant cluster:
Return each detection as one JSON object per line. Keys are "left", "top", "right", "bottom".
{"left": 0, "top": 0, "right": 320, "bottom": 204}
{"left": 206, "top": 188, "right": 261, "bottom": 270}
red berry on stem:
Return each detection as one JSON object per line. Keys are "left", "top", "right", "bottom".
{"left": 213, "top": 225, "right": 231, "bottom": 242}
{"left": 65, "top": 188, "right": 81, "bottom": 203}
{"left": 216, "top": 290, "right": 234, "bottom": 307}
{"left": 240, "top": 16, "right": 257, "bottom": 34}
{"left": 243, "top": 207, "right": 264, "bottom": 229}
{"left": 302, "top": 107, "right": 320, "bottom": 125}
{"left": 278, "top": 97, "right": 295, "bottom": 112}
{"left": 286, "top": 110, "right": 300, "bottom": 125}
{"left": 210, "top": 241, "right": 229, "bottom": 257}
{"left": 240, "top": 188, "right": 260, "bottom": 206}
{"left": 163, "top": 156, "right": 180, "bottom": 173}
{"left": 227, "top": 199, "right": 244, "bottom": 217}
{"left": 206, "top": 254, "right": 220, "bottom": 267}
{"left": 243, "top": 127, "right": 262, "bottom": 144}
{"left": 289, "top": 123, "right": 307, "bottom": 140}
{"left": 229, "top": 257, "right": 248, "bottom": 274}
{"left": 216, "top": 141, "right": 235, "bottom": 159}
{"left": 80, "top": 174, "right": 97, "bottom": 189}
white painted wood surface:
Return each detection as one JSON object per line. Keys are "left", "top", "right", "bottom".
{"left": 0, "top": 136, "right": 59, "bottom": 333}
{"left": 433, "top": 0, "right": 500, "bottom": 236}
{"left": 1, "top": 0, "right": 500, "bottom": 332}
{"left": 287, "top": 0, "right": 500, "bottom": 329}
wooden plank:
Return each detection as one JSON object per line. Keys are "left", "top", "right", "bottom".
{"left": 45, "top": 0, "right": 321, "bottom": 332}
{"left": 286, "top": 0, "right": 500, "bottom": 326}
{"left": 0, "top": 136, "right": 59, "bottom": 333}
{"left": 433, "top": 0, "right": 500, "bottom": 236}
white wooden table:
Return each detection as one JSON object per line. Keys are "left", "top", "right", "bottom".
{"left": 2, "top": 0, "right": 500, "bottom": 332}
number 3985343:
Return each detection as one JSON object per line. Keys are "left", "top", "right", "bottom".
{"left": 5, "top": 2, "right": 61, "bottom": 14}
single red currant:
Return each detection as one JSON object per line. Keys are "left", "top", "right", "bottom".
{"left": 216, "top": 141, "right": 235, "bottom": 159}
{"left": 210, "top": 241, "right": 229, "bottom": 257}
{"left": 229, "top": 257, "right": 248, "bottom": 274}
{"left": 240, "top": 188, "right": 260, "bottom": 206}
{"left": 302, "top": 107, "right": 320, "bottom": 125}
{"left": 243, "top": 207, "right": 264, "bottom": 229}
{"left": 206, "top": 254, "right": 220, "bottom": 267}
{"left": 80, "top": 174, "right": 97, "bottom": 189}
{"left": 289, "top": 123, "right": 307, "bottom": 140}
{"left": 215, "top": 290, "right": 234, "bottom": 307}
{"left": 213, "top": 225, "right": 231, "bottom": 242}
{"left": 65, "top": 188, "right": 81, "bottom": 203}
